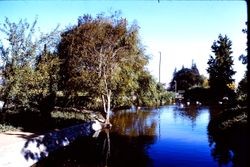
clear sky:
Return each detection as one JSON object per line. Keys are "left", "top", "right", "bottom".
{"left": 0, "top": 0, "right": 247, "bottom": 86}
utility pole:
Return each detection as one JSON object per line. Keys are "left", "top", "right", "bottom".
{"left": 174, "top": 80, "right": 177, "bottom": 94}
{"left": 158, "top": 52, "right": 161, "bottom": 139}
{"left": 159, "top": 51, "right": 161, "bottom": 83}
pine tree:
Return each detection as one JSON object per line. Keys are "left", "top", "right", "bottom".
{"left": 207, "top": 34, "right": 236, "bottom": 102}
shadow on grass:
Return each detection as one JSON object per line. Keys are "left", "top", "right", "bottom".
{"left": 0, "top": 110, "right": 89, "bottom": 134}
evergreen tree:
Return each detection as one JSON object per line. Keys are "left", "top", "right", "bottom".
{"left": 207, "top": 34, "right": 236, "bottom": 102}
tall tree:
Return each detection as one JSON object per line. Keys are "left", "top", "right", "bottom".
{"left": 0, "top": 17, "right": 60, "bottom": 111}
{"left": 58, "top": 13, "right": 148, "bottom": 125}
{"left": 207, "top": 34, "right": 236, "bottom": 102}
{"left": 33, "top": 45, "right": 60, "bottom": 117}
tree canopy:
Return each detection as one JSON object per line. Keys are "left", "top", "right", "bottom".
{"left": 58, "top": 13, "right": 151, "bottom": 124}
{"left": 168, "top": 61, "right": 204, "bottom": 92}
{"left": 237, "top": 22, "right": 248, "bottom": 106}
{"left": 0, "top": 17, "right": 60, "bottom": 112}
{"left": 0, "top": 14, "right": 171, "bottom": 121}
{"left": 238, "top": 22, "right": 248, "bottom": 65}
{"left": 207, "top": 34, "right": 236, "bottom": 102}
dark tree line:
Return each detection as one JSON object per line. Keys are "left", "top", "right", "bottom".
{"left": 168, "top": 61, "right": 204, "bottom": 93}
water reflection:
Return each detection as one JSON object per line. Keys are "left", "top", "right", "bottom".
{"left": 207, "top": 107, "right": 248, "bottom": 167}
{"left": 33, "top": 109, "right": 156, "bottom": 167}
{"left": 90, "top": 108, "right": 158, "bottom": 167}
{"left": 107, "top": 109, "right": 157, "bottom": 166}
{"left": 111, "top": 109, "right": 157, "bottom": 137}
{"left": 102, "top": 129, "right": 110, "bottom": 167}
{"left": 33, "top": 105, "right": 247, "bottom": 167}
{"left": 173, "top": 105, "right": 202, "bottom": 128}
{"left": 207, "top": 125, "right": 248, "bottom": 167}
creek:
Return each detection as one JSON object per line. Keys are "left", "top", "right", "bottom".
{"left": 33, "top": 105, "right": 247, "bottom": 167}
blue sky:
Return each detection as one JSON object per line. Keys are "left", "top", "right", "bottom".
{"left": 0, "top": 1, "right": 247, "bottom": 86}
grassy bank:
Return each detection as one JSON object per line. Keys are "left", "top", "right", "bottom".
{"left": 0, "top": 107, "right": 99, "bottom": 133}
{"left": 208, "top": 106, "right": 247, "bottom": 132}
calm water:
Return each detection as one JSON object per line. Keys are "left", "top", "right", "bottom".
{"left": 34, "top": 105, "right": 247, "bottom": 167}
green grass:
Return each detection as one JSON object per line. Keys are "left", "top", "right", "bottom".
{"left": 0, "top": 123, "right": 21, "bottom": 133}
{"left": 51, "top": 110, "right": 91, "bottom": 121}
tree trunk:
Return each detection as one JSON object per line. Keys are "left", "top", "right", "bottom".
{"left": 104, "top": 129, "right": 110, "bottom": 166}
{"left": 102, "top": 89, "right": 112, "bottom": 128}
{"left": 105, "top": 90, "right": 111, "bottom": 126}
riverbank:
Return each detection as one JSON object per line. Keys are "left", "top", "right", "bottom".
{"left": 207, "top": 106, "right": 248, "bottom": 167}
{"left": 208, "top": 106, "right": 247, "bottom": 132}
{"left": 31, "top": 105, "right": 248, "bottom": 167}
{"left": 0, "top": 130, "right": 39, "bottom": 167}
{"left": 0, "top": 107, "right": 104, "bottom": 133}
{"left": 0, "top": 122, "right": 94, "bottom": 167}
{"left": 0, "top": 107, "right": 106, "bottom": 167}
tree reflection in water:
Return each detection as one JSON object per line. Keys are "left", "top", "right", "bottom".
{"left": 33, "top": 109, "right": 157, "bottom": 167}
{"left": 207, "top": 107, "right": 248, "bottom": 167}
{"left": 108, "top": 109, "right": 157, "bottom": 166}
{"left": 111, "top": 109, "right": 157, "bottom": 137}
{"left": 173, "top": 104, "right": 201, "bottom": 128}
{"left": 173, "top": 105, "right": 248, "bottom": 167}
{"left": 33, "top": 106, "right": 248, "bottom": 167}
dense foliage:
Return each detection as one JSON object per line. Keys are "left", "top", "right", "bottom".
{"left": 207, "top": 34, "right": 236, "bottom": 103}
{"left": 0, "top": 14, "right": 172, "bottom": 124}
{"left": 57, "top": 13, "right": 171, "bottom": 123}
{"left": 0, "top": 14, "right": 246, "bottom": 131}
{"left": 236, "top": 72, "right": 247, "bottom": 106}
{"left": 168, "top": 62, "right": 204, "bottom": 92}
{"left": 0, "top": 18, "right": 60, "bottom": 112}
{"left": 236, "top": 22, "right": 248, "bottom": 107}
{"left": 238, "top": 22, "right": 248, "bottom": 65}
